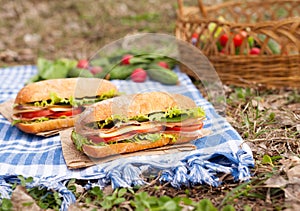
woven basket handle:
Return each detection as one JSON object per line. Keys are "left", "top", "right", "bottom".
{"left": 177, "top": 0, "right": 208, "bottom": 17}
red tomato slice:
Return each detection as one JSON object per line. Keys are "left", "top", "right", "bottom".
{"left": 51, "top": 107, "right": 83, "bottom": 117}
{"left": 88, "top": 132, "right": 136, "bottom": 143}
{"left": 167, "top": 123, "right": 203, "bottom": 132}
{"left": 19, "top": 109, "right": 54, "bottom": 119}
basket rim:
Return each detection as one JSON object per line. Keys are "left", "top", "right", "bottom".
{"left": 205, "top": 0, "right": 300, "bottom": 13}
{"left": 177, "top": 0, "right": 300, "bottom": 26}
{"left": 177, "top": 14, "right": 300, "bottom": 28}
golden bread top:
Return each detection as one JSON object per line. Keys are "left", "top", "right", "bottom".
{"left": 15, "top": 78, "right": 118, "bottom": 104}
{"left": 80, "top": 91, "right": 197, "bottom": 123}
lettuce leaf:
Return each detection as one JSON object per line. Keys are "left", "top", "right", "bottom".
{"left": 74, "top": 89, "right": 117, "bottom": 106}
{"left": 92, "top": 106, "right": 205, "bottom": 129}
{"left": 149, "top": 107, "right": 205, "bottom": 122}
{"left": 33, "top": 92, "right": 75, "bottom": 107}
{"left": 125, "top": 133, "right": 162, "bottom": 143}
{"left": 166, "top": 106, "right": 205, "bottom": 120}
{"left": 12, "top": 117, "right": 50, "bottom": 126}
{"left": 129, "top": 114, "right": 149, "bottom": 122}
{"left": 38, "top": 58, "right": 77, "bottom": 80}
{"left": 98, "top": 107, "right": 205, "bottom": 126}
{"left": 72, "top": 130, "right": 107, "bottom": 151}
{"left": 29, "top": 90, "right": 117, "bottom": 107}
{"left": 97, "top": 114, "right": 128, "bottom": 129}
{"left": 27, "top": 58, "right": 78, "bottom": 84}
{"left": 162, "top": 133, "right": 177, "bottom": 144}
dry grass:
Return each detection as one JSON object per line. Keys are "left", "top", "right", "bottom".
{"left": 0, "top": 0, "right": 177, "bottom": 65}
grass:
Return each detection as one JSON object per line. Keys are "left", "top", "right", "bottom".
{"left": 1, "top": 0, "right": 300, "bottom": 210}
{"left": 2, "top": 179, "right": 238, "bottom": 211}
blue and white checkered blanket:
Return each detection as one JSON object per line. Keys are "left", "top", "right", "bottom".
{"left": 0, "top": 66, "right": 254, "bottom": 210}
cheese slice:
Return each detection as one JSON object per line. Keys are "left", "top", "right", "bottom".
{"left": 13, "top": 105, "right": 73, "bottom": 114}
{"left": 98, "top": 124, "right": 163, "bottom": 138}
{"left": 48, "top": 107, "right": 73, "bottom": 112}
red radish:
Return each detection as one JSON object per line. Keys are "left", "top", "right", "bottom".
{"left": 233, "top": 34, "right": 243, "bottom": 47}
{"left": 90, "top": 66, "right": 103, "bottom": 75}
{"left": 192, "top": 32, "right": 199, "bottom": 38}
{"left": 157, "top": 61, "right": 169, "bottom": 69}
{"left": 191, "top": 33, "right": 198, "bottom": 45}
{"left": 219, "top": 34, "right": 228, "bottom": 47}
{"left": 131, "top": 68, "right": 147, "bottom": 82}
{"left": 121, "top": 54, "right": 133, "bottom": 65}
{"left": 250, "top": 47, "right": 260, "bottom": 55}
{"left": 77, "top": 59, "right": 89, "bottom": 69}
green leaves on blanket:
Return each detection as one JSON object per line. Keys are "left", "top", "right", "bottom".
{"left": 26, "top": 58, "right": 77, "bottom": 84}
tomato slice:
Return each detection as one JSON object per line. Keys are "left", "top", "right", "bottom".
{"left": 167, "top": 123, "right": 203, "bottom": 132}
{"left": 18, "top": 107, "right": 83, "bottom": 119}
{"left": 50, "top": 107, "right": 83, "bottom": 118}
{"left": 19, "top": 109, "right": 54, "bottom": 119}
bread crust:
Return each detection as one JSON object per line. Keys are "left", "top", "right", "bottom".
{"left": 16, "top": 118, "right": 76, "bottom": 134}
{"left": 82, "top": 135, "right": 173, "bottom": 158}
{"left": 15, "top": 78, "right": 117, "bottom": 104}
{"left": 80, "top": 92, "right": 197, "bottom": 123}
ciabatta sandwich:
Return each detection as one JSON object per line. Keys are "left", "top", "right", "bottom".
{"left": 72, "top": 91, "right": 209, "bottom": 158}
{"left": 12, "top": 78, "right": 118, "bottom": 134}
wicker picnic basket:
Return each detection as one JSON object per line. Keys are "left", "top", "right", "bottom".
{"left": 175, "top": 0, "right": 300, "bottom": 88}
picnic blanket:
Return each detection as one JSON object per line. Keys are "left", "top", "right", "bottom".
{"left": 0, "top": 65, "right": 254, "bottom": 210}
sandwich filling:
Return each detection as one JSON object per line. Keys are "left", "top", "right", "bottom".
{"left": 12, "top": 90, "right": 117, "bottom": 125}
{"left": 72, "top": 106, "right": 206, "bottom": 151}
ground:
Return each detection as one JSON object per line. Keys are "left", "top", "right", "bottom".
{"left": 1, "top": 0, "right": 300, "bottom": 210}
